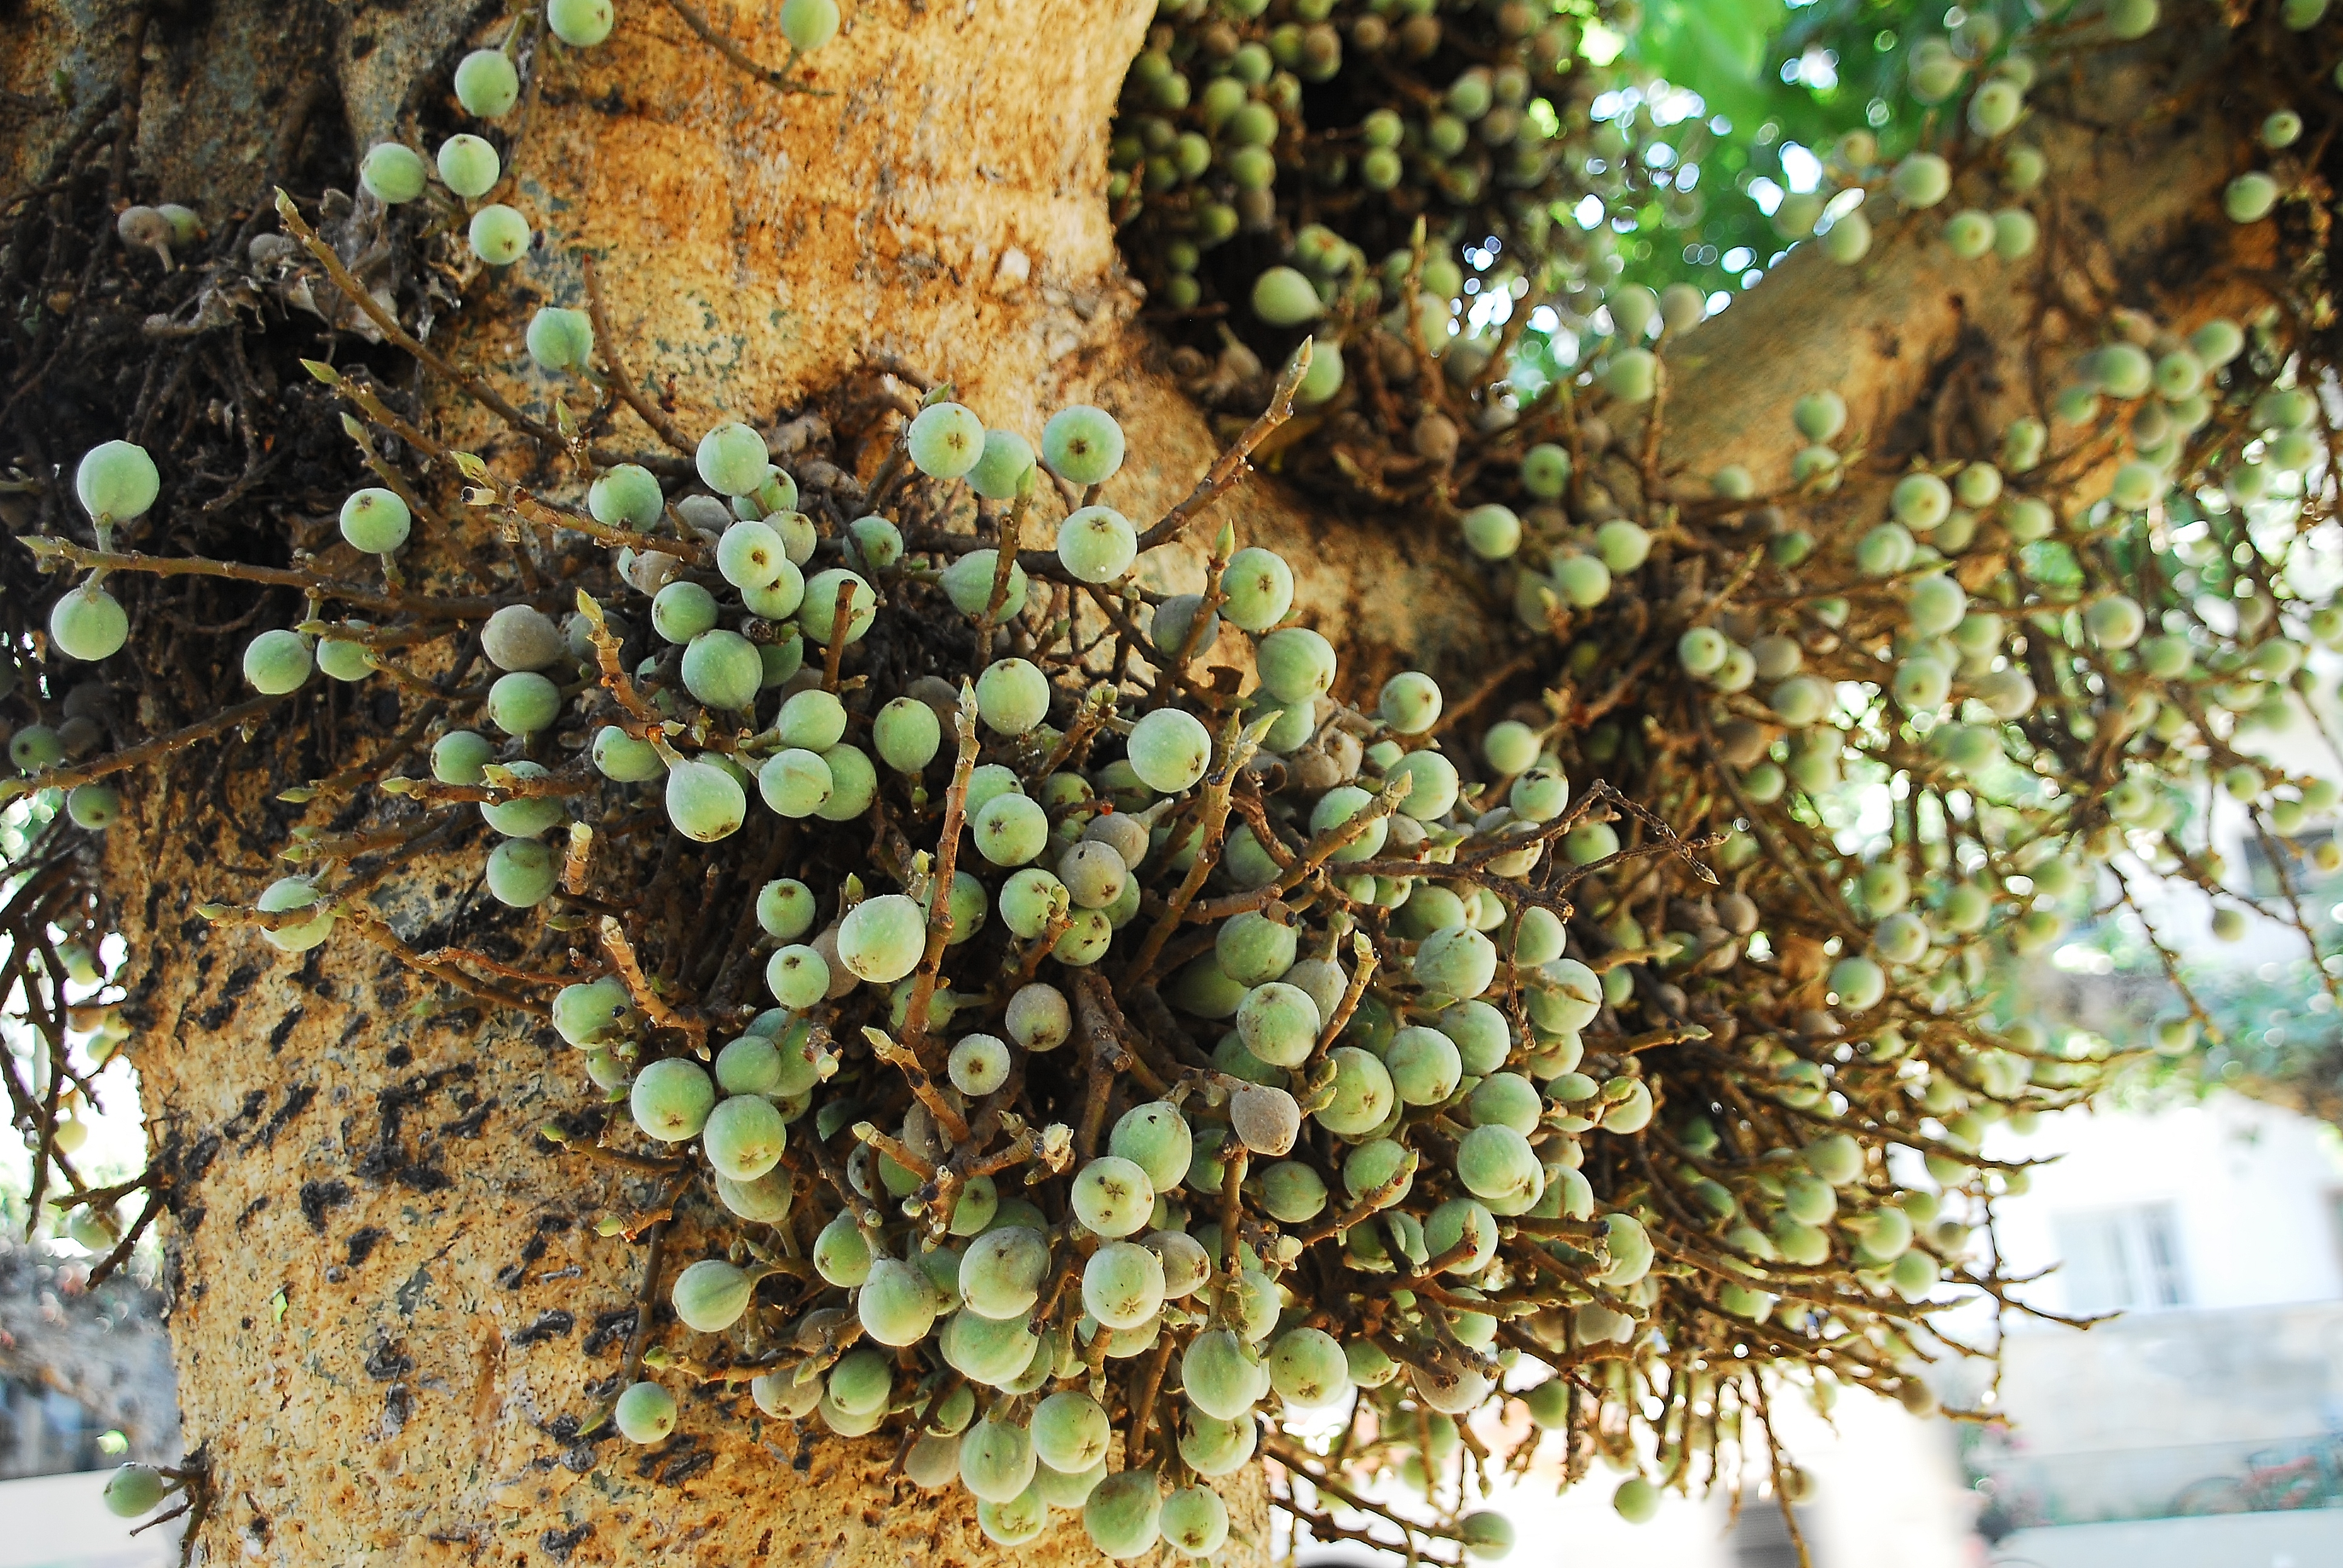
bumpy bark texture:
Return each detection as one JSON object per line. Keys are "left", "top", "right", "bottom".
{"left": 2, "top": 1, "right": 2266, "bottom": 1564}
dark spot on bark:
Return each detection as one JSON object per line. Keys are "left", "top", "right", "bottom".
{"left": 541, "top": 1524, "right": 591, "bottom": 1561}
{"left": 496, "top": 1214, "right": 566, "bottom": 1289}
{"left": 364, "top": 1334, "right": 415, "bottom": 1380}
{"left": 582, "top": 1308, "right": 636, "bottom": 1356}
{"left": 298, "top": 1178, "right": 352, "bottom": 1230}
{"left": 657, "top": 1446, "right": 714, "bottom": 1486}
{"left": 543, "top": 1413, "right": 582, "bottom": 1442}
{"left": 381, "top": 1383, "right": 409, "bottom": 1436}
{"left": 255, "top": 1083, "right": 316, "bottom": 1147}
{"left": 266, "top": 1007, "right": 304, "bottom": 1053}
{"left": 538, "top": 1106, "right": 608, "bottom": 1151}
{"left": 220, "top": 961, "right": 261, "bottom": 1003}
{"left": 385, "top": 1158, "right": 450, "bottom": 1194}
{"left": 632, "top": 1432, "right": 701, "bottom": 1483}
{"left": 235, "top": 1195, "right": 269, "bottom": 1229}
{"left": 385, "top": 1043, "right": 411, "bottom": 1068}
{"left": 510, "top": 1309, "right": 575, "bottom": 1346}
{"left": 349, "top": 33, "right": 375, "bottom": 59}
{"left": 352, "top": 1063, "right": 476, "bottom": 1192}
{"left": 438, "top": 1097, "right": 495, "bottom": 1139}
{"left": 218, "top": 1088, "right": 267, "bottom": 1139}
{"left": 168, "top": 1126, "right": 223, "bottom": 1194}
{"left": 396, "top": 1264, "right": 431, "bottom": 1317}
{"left": 345, "top": 1226, "right": 387, "bottom": 1267}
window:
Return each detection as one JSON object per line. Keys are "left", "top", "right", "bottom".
{"left": 2051, "top": 1204, "right": 2189, "bottom": 1314}
{"left": 2327, "top": 1191, "right": 2343, "bottom": 1289}
{"left": 1729, "top": 1495, "right": 1818, "bottom": 1568}
{"left": 2240, "top": 830, "right": 2333, "bottom": 899}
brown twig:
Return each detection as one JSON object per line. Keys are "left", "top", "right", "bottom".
{"left": 822, "top": 580, "right": 856, "bottom": 693}
{"left": 600, "top": 916, "right": 709, "bottom": 1054}
{"left": 1133, "top": 342, "right": 1313, "bottom": 552}
{"left": 20, "top": 538, "right": 506, "bottom": 619}
{"left": 859, "top": 1027, "right": 971, "bottom": 1144}
{"left": 899, "top": 682, "right": 979, "bottom": 1059}
{"left": 1126, "top": 712, "right": 1263, "bottom": 979}
{"left": 655, "top": 0, "right": 822, "bottom": 95}
{"left": 1, "top": 693, "right": 287, "bottom": 802}
{"left": 580, "top": 253, "right": 693, "bottom": 454}
{"left": 274, "top": 191, "right": 559, "bottom": 446}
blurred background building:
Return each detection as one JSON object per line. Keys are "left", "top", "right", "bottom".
{"left": 1956, "top": 1093, "right": 2343, "bottom": 1568}
{"left": 1286, "top": 1091, "right": 2343, "bottom": 1568}
{"left": 0, "top": 1236, "right": 177, "bottom": 1567}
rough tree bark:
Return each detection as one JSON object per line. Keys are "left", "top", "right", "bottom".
{"left": 1, "top": 1, "right": 2263, "bottom": 1564}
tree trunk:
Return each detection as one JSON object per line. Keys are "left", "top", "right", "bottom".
{"left": 2, "top": 1, "right": 2270, "bottom": 1563}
